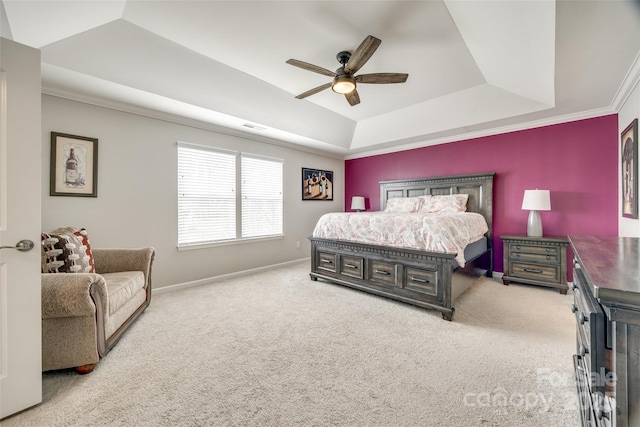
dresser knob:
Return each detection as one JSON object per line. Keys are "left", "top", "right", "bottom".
{"left": 571, "top": 283, "right": 578, "bottom": 290}
{"left": 579, "top": 313, "right": 588, "bottom": 324}
{"left": 596, "top": 408, "right": 611, "bottom": 421}
{"left": 579, "top": 344, "right": 588, "bottom": 357}
{"left": 571, "top": 304, "right": 578, "bottom": 313}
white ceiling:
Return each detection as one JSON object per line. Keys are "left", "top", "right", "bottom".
{"left": 2, "top": 1, "right": 640, "bottom": 158}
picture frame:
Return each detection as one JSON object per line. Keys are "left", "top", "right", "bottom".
{"left": 621, "top": 118, "right": 638, "bottom": 219}
{"left": 302, "top": 168, "right": 333, "bottom": 200}
{"left": 50, "top": 132, "right": 98, "bottom": 197}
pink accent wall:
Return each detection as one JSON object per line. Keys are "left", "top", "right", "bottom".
{"left": 345, "top": 115, "right": 619, "bottom": 273}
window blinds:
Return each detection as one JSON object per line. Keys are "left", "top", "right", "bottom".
{"left": 178, "top": 143, "right": 283, "bottom": 247}
{"left": 178, "top": 143, "right": 236, "bottom": 246}
{"left": 241, "top": 154, "right": 283, "bottom": 238}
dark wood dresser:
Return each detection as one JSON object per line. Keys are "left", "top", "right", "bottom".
{"left": 569, "top": 235, "right": 640, "bottom": 427}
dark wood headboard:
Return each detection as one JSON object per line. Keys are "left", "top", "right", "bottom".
{"left": 379, "top": 172, "right": 495, "bottom": 237}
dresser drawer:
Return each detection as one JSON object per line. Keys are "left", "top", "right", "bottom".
{"left": 576, "top": 323, "right": 594, "bottom": 381}
{"left": 368, "top": 259, "right": 398, "bottom": 286}
{"left": 403, "top": 266, "right": 438, "bottom": 296}
{"left": 510, "top": 262, "right": 560, "bottom": 282}
{"left": 573, "top": 281, "right": 595, "bottom": 352}
{"left": 572, "top": 266, "right": 606, "bottom": 394}
{"left": 574, "top": 355, "right": 599, "bottom": 427}
{"left": 316, "top": 250, "right": 336, "bottom": 273}
{"left": 339, "top": 255, "right": 364, "bottom": 279}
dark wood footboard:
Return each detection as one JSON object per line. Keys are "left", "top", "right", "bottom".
{"left": 309, "top": 237, "right": 489, "bottom": 320}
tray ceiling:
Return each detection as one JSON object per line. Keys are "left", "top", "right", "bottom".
{"left": 2, "top": 1, "right": 639, "bottom": 157}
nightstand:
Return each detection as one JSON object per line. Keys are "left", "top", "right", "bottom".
{"left": 500, "top": 235, "right": 569, "bottom": 294}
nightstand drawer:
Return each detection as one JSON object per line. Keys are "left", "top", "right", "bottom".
{"left": 509, "top": 242, "right": 559, "bottom": 257}
{"left": 368, "top": 260, "right": 397, "bottom": 286}
{"left": 509, "top": 242, "right": 560, "bottom": 263}
{"left": 339, "top": 255, "right": 364, "bottom": 279}
{"left": 510, "top": 250, "right": 559, "bottom": 264}
{"left": 510, "top": 262, "right": 560, "bottom": 282}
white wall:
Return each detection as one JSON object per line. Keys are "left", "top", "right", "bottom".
{"left": 618, "top": 75, "right": 640, "bottom": 237}
{"left": 41, "top": 95, "right": 344, "bottom": 289}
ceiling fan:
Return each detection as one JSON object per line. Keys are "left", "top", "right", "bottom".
{"left": 286, "top": 35, "right": 409, "bottom": 106}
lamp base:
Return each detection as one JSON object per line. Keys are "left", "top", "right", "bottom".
{"left": 527, "top": 210, "right": 543, "bottom": 237}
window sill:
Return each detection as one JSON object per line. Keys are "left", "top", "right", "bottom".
{"left": 177, "top": 234, "right": 285, "bottom": 251}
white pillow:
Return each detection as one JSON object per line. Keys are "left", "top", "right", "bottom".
{"left": 419, "top": 194, "right": 468, "bottom": 213}
{"left": 384, "top": 196, "right": 423, "bottom": 213}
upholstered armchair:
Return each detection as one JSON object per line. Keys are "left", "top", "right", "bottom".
{"left": 41, "top": 247, "right": 155, "bottom": 373}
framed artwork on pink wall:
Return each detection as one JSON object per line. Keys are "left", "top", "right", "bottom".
{"left": 621, "top": 118, "right": 638, "bottom": 219}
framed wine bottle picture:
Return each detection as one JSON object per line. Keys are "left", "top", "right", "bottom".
{"left": 302, "top": 168, "right": 333, "bottom": 200}
{"left": 622, "top": 118, "right": 638, "bottom": 218}
{"left": 50, "top": 132, "right": 98, "bottom": 197}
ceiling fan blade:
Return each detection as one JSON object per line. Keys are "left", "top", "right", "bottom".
{"left": 344, "top": 35, "right": 381, "bottom": 75}
{"left": 295, "top": 82, "right": 332, "bottom": 99}
{"left": 286, "top": 59, "right": 336, "bottom": 77}
{"left": 356, "top": 73, "right": 409, "bottom": 84}
{"left": 345, "top": 90, "right": 360, "bottom": 106}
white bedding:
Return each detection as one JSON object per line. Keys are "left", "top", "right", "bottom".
{"left": 312, "top": 211, "right": 489, "bottom": 266}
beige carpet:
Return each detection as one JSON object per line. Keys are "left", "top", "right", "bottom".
{"left": 5, "top": 261, "right": 580, "bottom": 426}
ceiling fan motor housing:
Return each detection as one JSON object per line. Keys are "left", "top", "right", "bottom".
{"left": 336, "top": 51, "right": 352, "bottom": 66}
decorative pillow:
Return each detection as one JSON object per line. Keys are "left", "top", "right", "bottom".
{"left": 41, "top": 227, "right": 95, "bottom": 273}
{"left": 419, "top": 194, "right": 469, "bottom": 213}
{"left": 384, "top": 196, "right": 424, "bottom": 213}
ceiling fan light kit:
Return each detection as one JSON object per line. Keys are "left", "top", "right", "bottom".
{"left": 286, "top": 35, "right": 408, "bottom": 106}
{"left": 332, "top": 74, "right": 356, "bottom": 94}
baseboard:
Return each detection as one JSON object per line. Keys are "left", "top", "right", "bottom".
{"left": 153, "top": 258, "right": 310, "bottom": 295}
{"left": 155, "top": 261, "right": 508, "bottom": 295}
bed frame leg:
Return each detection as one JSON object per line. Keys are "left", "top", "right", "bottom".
{"left": 485, "top": 247, "right": 494, "bottom": 278}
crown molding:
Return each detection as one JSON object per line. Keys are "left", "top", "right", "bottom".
{"left": 611, "top": 50, "right": 640, "bottom": 112}
{"left": 344, "top": 107, "right": 615, "bottom": 160}
{"left": 41, "top": 85, "right": 347, "bottom": 160}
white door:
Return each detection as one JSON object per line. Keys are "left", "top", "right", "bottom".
{"left": 0, "top": 37, "right": 42, "bottom": 419}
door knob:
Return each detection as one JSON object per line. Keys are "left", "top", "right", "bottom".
{"left": 0, "top": 239, "right": 35, "bottom": 252}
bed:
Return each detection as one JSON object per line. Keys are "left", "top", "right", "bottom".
{"left": 309, "top": 172, "right": 495, "bottom": 320}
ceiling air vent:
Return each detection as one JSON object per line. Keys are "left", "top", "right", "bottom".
{"left": 242, "top": 123, "right": 267, "bottom": 131}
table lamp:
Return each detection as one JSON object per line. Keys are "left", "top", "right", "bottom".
{"left": 521, "top": 189, "right": 550, "bottom": 237}
{"left": 351, "top": 196, "right": 365, "bottom": 212}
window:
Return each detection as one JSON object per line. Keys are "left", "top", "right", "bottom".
{"left": 241, "top": 154, "right": 284, "bottom": 238}
{"left": 178, "top": 142, "right": 283, "bottom": 247}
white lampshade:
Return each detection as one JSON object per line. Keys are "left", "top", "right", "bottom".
{"left": 351, "top": 196, "right": 365, "bottom": 212}
{"left": 522, "top": 189, "right": 550, "bottom": 237}
{"left": 521, "top": 189, "right": 551, "bottom": 211}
